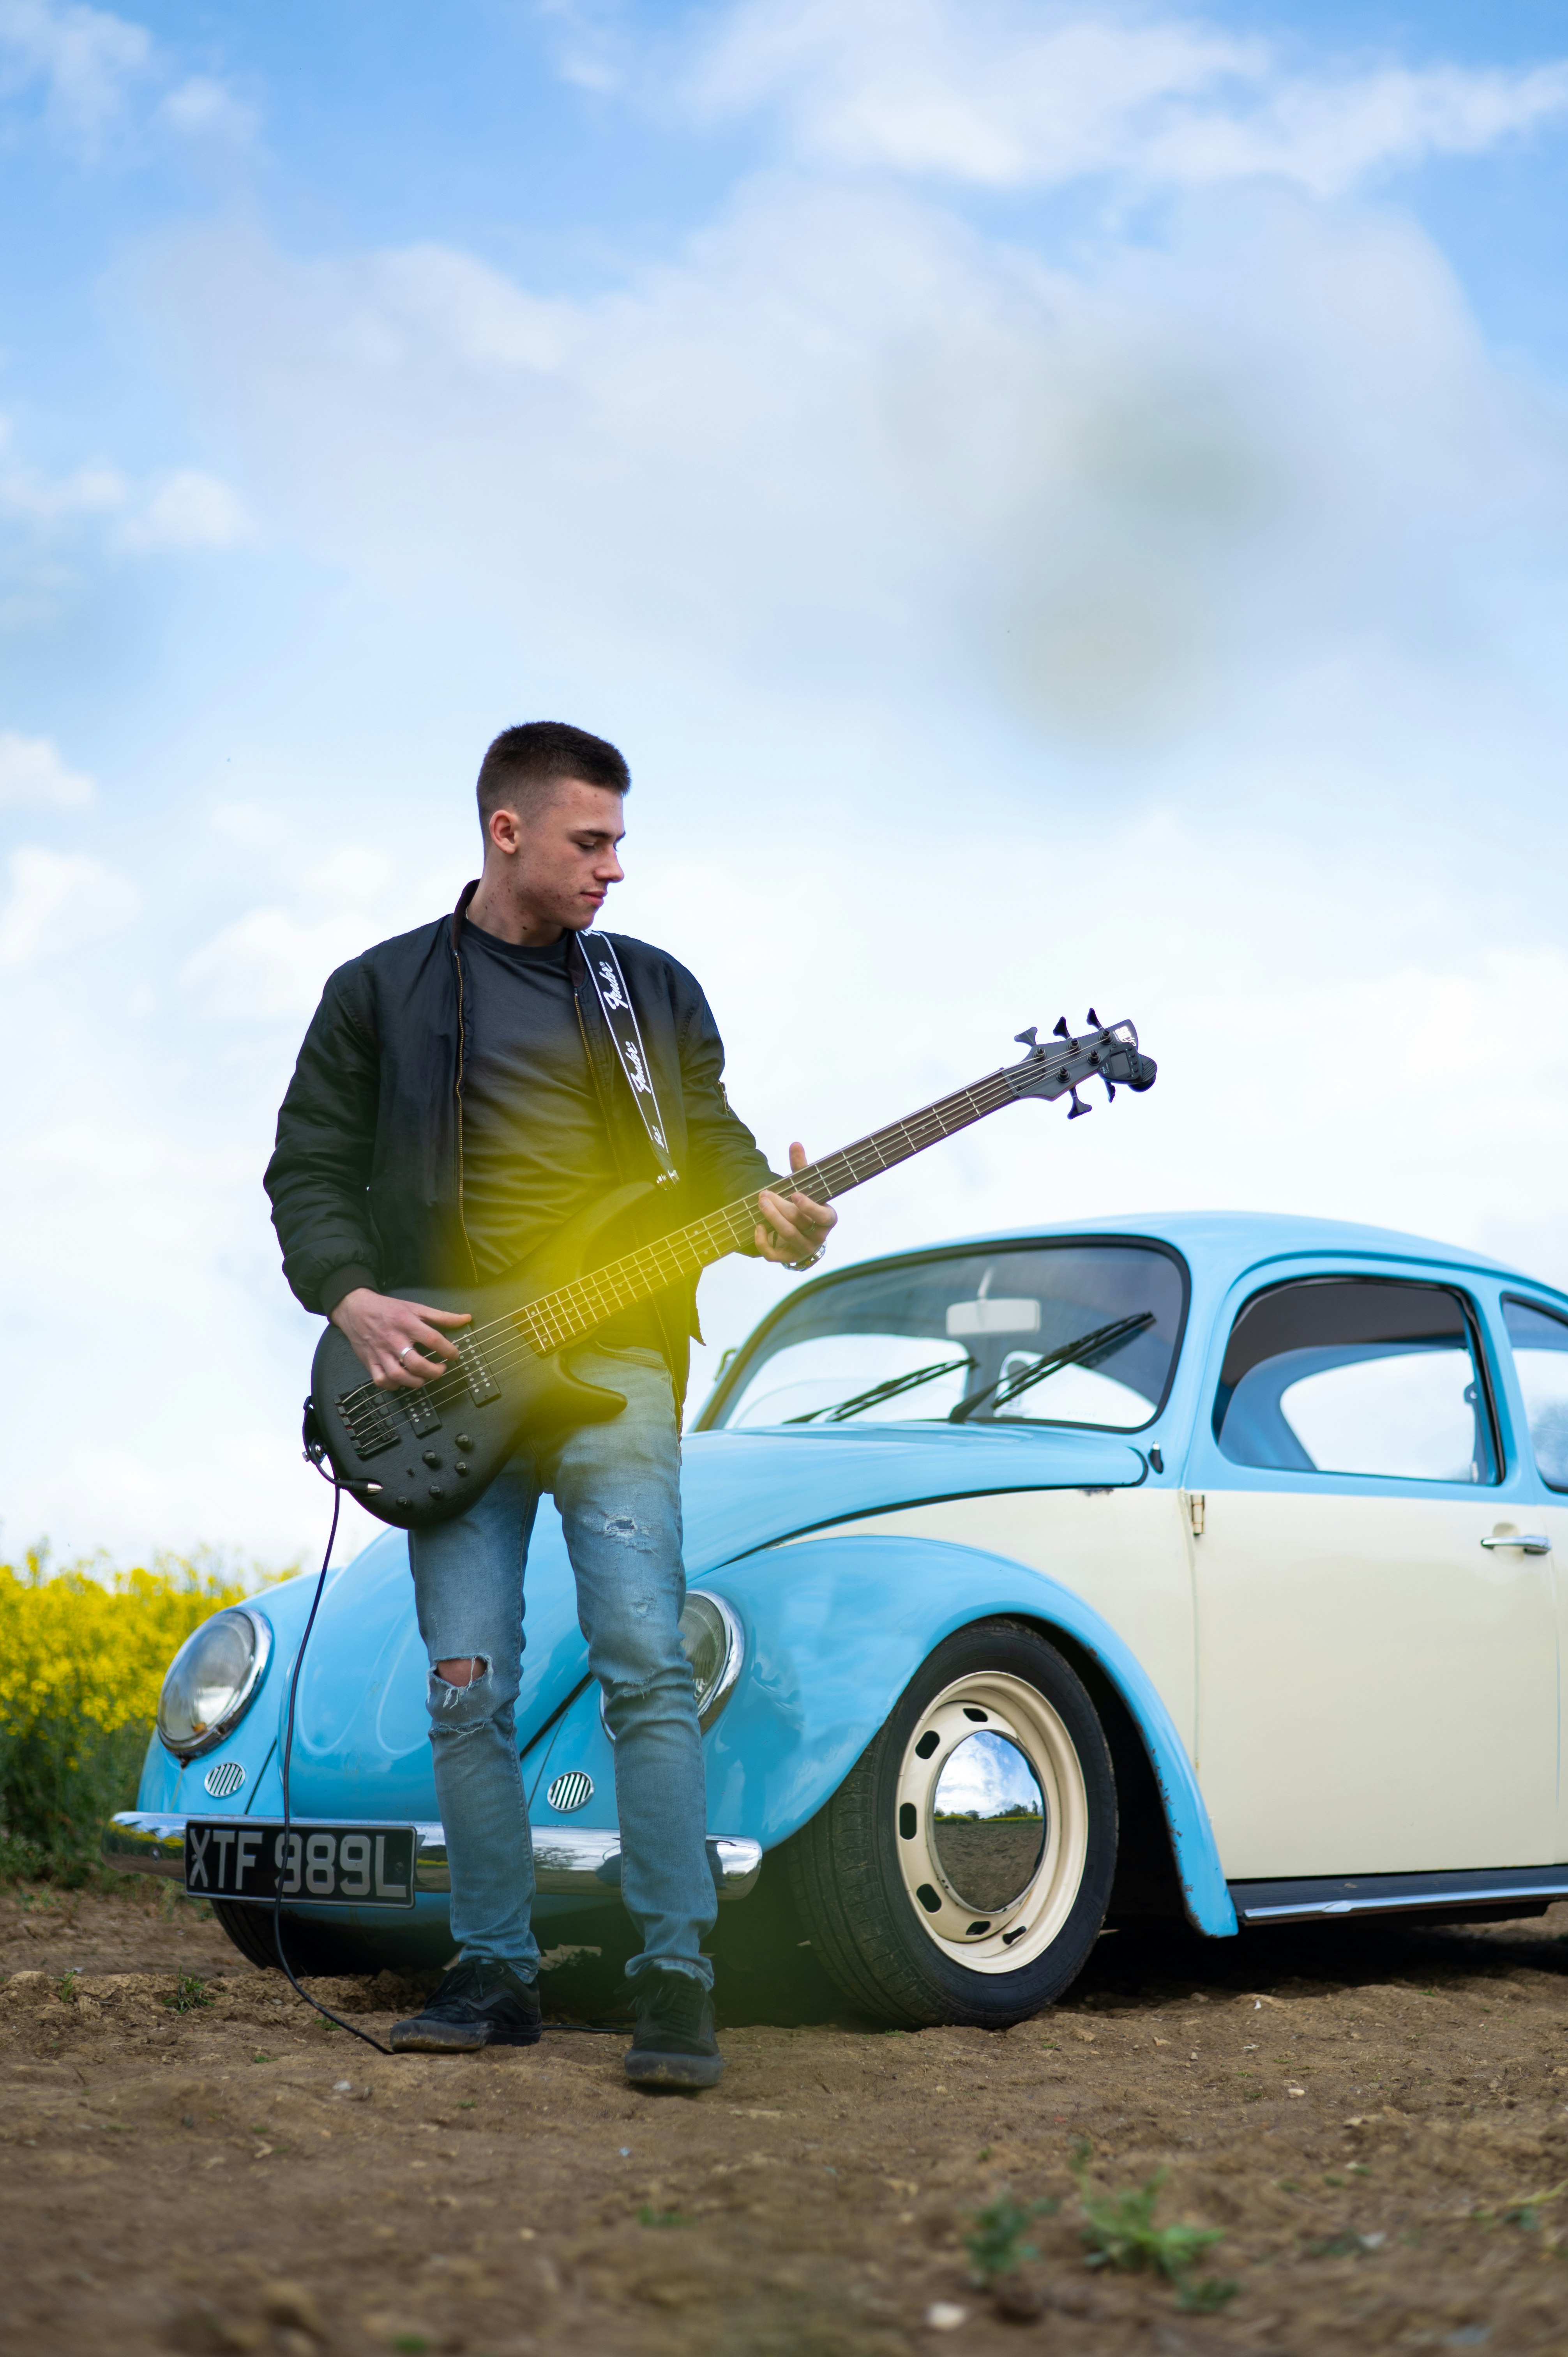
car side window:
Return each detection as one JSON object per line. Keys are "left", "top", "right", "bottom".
{"left": 1502, "top": 1298, "right": 1568, "bottom": 1491}
{"left": 1213, "top": 1277, "right": 1498, "bottom": 1483}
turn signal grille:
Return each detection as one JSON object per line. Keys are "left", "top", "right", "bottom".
{"left": 546, "top": 1770, "right": 594, "bottom": 1814}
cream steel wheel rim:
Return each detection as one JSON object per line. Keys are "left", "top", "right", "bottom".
{"left": 892, "top": 1670, "right": 1090, "bottom": 1975}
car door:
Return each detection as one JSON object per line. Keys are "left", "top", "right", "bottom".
{"left": 1184, "top": 1265, "right": 1558, "bottom": 1881}
{"left": 1497, "top": 1293, "right": 1568, "bottom": 1859}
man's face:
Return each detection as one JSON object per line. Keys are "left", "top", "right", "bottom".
{"left": 489, "top": 777, "right": 625, "bottom": 932}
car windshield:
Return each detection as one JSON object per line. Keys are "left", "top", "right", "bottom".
{"left": 703, "top": 1242, "right": 1186, "bottom": 1432}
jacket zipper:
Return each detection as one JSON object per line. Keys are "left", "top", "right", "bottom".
{"left": 452, "top": 929, "right": 480, "bottom": 1284}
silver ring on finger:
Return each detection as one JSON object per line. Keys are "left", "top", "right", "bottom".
{"left": 397, "top": 1345, "right": 413, "bottom": 1363}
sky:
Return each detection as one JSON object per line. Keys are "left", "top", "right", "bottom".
{"left": 5, "top": 0, "right": 1568, "bottom": 1568}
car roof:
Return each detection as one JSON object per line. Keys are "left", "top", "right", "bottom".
{"left": 823, "top": 1209, "right": 1566, "bottom": 1303}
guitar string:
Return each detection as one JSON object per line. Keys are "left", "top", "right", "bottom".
{"left": 341, "top": 1044, "right": 1119, "bottom": 1440}
{"left": 340, "top": 1035, "right": 1129, "bottom": 1441}
{"left": 351, "top": 1067, "right": 1032, "bottom": 1432}
{"left": 340, "top": 1065, "right": 1029, "bottom": 1431}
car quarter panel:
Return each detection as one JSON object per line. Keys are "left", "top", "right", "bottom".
{"left": 700, "top": 1530, "right": 1236, "bottom": 1938}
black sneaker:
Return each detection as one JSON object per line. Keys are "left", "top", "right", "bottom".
{"left": 390, "top": 1959, "right": 542, "bottom": 2053}
{"left": 623, "top": 1967, "right": 724, "bottom": 2089}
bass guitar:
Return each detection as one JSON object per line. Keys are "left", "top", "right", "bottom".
{"left": 306, "top": 1012, "right": 1157, "bottom": 1530}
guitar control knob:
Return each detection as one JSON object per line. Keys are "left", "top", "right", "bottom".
{"left": 456, "top": 1433, "right": 474, "bottom": 1452}
{"left": 394, "top": 1496, "right": 412, "bottom": 1512}
{"left": 455, "top": 1463, "right": 470, "bottom": 1477}
{"left": 422, "top": 1449, "right": 441, "bottom": 1469}
{"left": 428, "top": 1483, "right": 446, "bottom": 1501}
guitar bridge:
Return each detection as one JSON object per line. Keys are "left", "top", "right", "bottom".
{"left": 457, "top": 1334, "right": 501, "bottom": 1405}
{"left": 339, "top": 1387, "right": 398, "bottom": 1461}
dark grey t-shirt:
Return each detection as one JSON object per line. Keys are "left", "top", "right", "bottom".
{"left": 461, "top": 923, "right": 658, "bottom": 1347}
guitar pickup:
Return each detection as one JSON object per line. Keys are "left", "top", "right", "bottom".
{"left": 406, "top": 1392, "right": 442, "bottom": 1436}
{"left": 339, "top": 1389, "right": 398, "bottom": 1461}
{"left": 457, "top": 1334, "right": 501, "bottom": 1405}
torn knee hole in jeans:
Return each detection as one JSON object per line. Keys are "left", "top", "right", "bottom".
{"left": 603, "top": 1513, "right": 652, "bottom": 1547}
{"left": 433, "top": 1654, "right": 490, "bottom": 1706}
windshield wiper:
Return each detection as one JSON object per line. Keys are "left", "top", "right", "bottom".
{"left": 947, "top": 1311, "right": 1156, "bottom": 1424}
{"left": 786, "top": 1355, "right": 975, "bottom": 1425}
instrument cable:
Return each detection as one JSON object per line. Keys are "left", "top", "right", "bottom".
{"left": 268, "top": 1436, "right": 623, "bottom": 2050}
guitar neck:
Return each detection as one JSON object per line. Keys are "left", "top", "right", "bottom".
{"left": 517, "top": 1062, "right": 1024, "bottom": 1355}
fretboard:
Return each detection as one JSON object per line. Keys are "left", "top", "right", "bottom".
{"left": 514, "top": 1061, "right": 1024, "bottom": 1355}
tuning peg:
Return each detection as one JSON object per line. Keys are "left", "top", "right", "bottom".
{"left": 1101, "top": 1074, "right": 1116, "bottom": 1103}
{"left": 1067, "top": 1086, "right": 1092, "bottom": 1119}
{"left": 1086, "top": 1006, "right": 1102, "bottom": 1029}
{"left": 1052, "top": 1016, "right": 1070, "bottom": 1041}
{"left": 1014, "top": 1026, "right": 1038, "bottom": 1050}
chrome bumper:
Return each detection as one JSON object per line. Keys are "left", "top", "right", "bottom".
{"left": 102, "top": 1813, "right": 763, "bottom": 1901}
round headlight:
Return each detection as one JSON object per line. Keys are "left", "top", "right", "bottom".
{"left": 681, "top": 1592, "right": 743, "bottom": 1729}
{"left": 598, "top": 1589, "right": 743, "bottom": 1739}
{"left": 157, "top": 1606, "right": 272, "bottom": 1760}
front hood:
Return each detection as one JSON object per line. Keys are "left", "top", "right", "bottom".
{"left": 680, "top": 1423, "right": 1148, "bottom": 1574}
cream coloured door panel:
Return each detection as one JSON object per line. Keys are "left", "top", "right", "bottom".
{"left": 1193, "top": 1490, "right": 1557, "bottom": 1880}
{"left": 792, "top": 1488, "right": 1196, "bottom": 1755}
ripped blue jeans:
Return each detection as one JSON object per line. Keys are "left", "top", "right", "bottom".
{"left": 407, "top": 1345, "right": 713, "bottom": 1988}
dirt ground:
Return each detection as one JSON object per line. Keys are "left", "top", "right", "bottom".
{"left": 6, "top": 1880, "right": 1568, "bottom": 2356}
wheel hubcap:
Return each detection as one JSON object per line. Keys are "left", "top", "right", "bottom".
{"left": 893, "top": 1670, "right": 1089, "bottom": 1974}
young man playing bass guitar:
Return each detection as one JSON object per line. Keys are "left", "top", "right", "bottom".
{"left": 265, "top": 723, "right": 835, "bottom": 2086}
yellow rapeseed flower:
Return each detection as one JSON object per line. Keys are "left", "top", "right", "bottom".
{"left": 0, "top": 1549, "right": 262, "bottom": 1740}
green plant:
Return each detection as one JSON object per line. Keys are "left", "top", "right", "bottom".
{"left": 637, "top": 2206, "right": 688, "bottom": 2229}
{"left": 166, "top": 1972, "right": 211, "bottom": 2015}
{"left": 1178, "top": 2274, "right": 1239, "bottom": 2313}
{"left": 56, "top": 1970, "right": 79, "bottom": 2004}
{"left": 1070, "top": 2141, "right": 1224, "bottom": 2287}
{"left": 963, "top": 2187, "right": 1058, "bottom": 2286}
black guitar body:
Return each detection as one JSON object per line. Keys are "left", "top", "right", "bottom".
{"left": 307, "top": 1180, "right": 662, "bottom": 1533}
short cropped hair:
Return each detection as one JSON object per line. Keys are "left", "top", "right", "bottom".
{"left": 476, "top": 721, "right": 630, "bottom": 828}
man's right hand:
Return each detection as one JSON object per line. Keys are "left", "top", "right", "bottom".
{"left": 330, "top": 1288, "right": 472, "bottom": 1389}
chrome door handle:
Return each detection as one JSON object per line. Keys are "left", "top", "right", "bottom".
{"left": 1480, "top": 1532, "right": 1552, "bottom": 1555}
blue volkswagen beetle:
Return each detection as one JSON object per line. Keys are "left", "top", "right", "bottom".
{"left": 106, "top": 1212, "right": 1568, "bottom": 2026}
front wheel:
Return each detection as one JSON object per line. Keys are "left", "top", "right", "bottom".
{"left": 785, "top": 1620, "right": 1117, "bottom": 2027}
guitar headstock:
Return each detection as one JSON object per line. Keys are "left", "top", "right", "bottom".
{"left": 1006, "top": 1011, "right": 1157, "bottom": 1118}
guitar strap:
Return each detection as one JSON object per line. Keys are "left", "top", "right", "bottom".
{"left": 580, "top": 935, "right": 680, "bottom": 1186}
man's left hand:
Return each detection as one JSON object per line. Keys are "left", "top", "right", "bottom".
{"left": 756, "top": 1141, "right": 838, "bottom": 1268}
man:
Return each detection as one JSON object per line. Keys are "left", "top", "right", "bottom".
{"left": 265, "top": 722, "right": 835, "bottom": 2087}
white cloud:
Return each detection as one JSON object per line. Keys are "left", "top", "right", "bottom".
{"left": 0, "top": 436, "right": 251, "bottom": 553}
{"left": 0, "top": 729, "right": 94, "bottom": 807}
{"left": 121, "top": 468, "right": 251, "bottom": 549}
{"left": 179, "top": 904, "right": 385, "bottom": 1020}
{"left": 129, "top": 171, "right": 1568, "bottom": 776}
{"left": 160, "top": 71, "right": 256, "bottom": 145}
{"left": 0, "top": 0, "right": 254, "bottom": 154}
{"left": 0, "top": 0, "right": 148, "bottom": 135}
{"left": 687, "top": 0, "right": 1568, "bottom": 194}
{"left": 0, "top": 845, "right": 136, "bottom": 965}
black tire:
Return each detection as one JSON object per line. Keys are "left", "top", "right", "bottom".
{"left": 785, "top": 1619, "right": 1117, "bottom": 2028}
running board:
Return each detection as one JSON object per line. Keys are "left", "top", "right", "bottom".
{"left": 1229, "top": 1866, "right": 1568, "bottom": 1926}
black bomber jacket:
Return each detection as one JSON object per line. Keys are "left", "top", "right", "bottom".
{"left": 263, "top": 883, "right": 775, "bottom": 1409}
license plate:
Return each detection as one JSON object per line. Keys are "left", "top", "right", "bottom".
{"left": 183, "top": 1819, "right": 417, "bottom": 1909}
